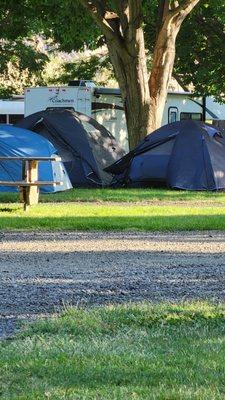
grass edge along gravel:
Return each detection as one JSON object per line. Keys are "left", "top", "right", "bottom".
{"left": 0, "top": 202, "right": 225, "bottom": 231}
{"left": 1, "top": 301, "right": 225, "bottom": 399}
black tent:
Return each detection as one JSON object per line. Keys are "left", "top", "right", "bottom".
{"left": 105, "top": 120, "right": 225, "bottom": 190}
{"left": 17, "top": 109, "right": 125, "bottom": 187}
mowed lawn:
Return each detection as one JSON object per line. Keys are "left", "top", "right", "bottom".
{"left": 1, "top": 302, "right": 225, "bottom": 400}
{"left": 1, "top": 187, "right": 225, "bottom": 203}
{"left": 0, "top": 188, "right": 224, "bottom": 230}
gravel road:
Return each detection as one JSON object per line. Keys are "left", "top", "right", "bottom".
{"left": 1, "top": 230, "right": 225, "bottom": 338}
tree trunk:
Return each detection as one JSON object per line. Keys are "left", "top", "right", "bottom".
{"left": 124, "top": 61, "right": 151, "bottom": 150}
{"left": 149, "top": 19, "right": 180, "bottom": 132}
{"left": 149, "top": 0, "right": 201, "bottom": 132}
{"left": 106, "top": 30, "right": 151, "bottom": 150}
{"left": 81, "top": 0, "right": 200, "bottom": 147}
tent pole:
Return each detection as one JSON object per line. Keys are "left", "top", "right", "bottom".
{"left": 202, "top": 96, "right": 206, "bottom": 122}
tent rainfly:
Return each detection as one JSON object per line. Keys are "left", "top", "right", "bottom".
{"left": 0, "top": 124, "right": 72, "bottom": 192}
{"left": 105, "top": 120, "right": 225, "bottom": 191}
{"left": 17, "top": 109, "right": 125, "bottom": 187}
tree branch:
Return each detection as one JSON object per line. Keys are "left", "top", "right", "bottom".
{"left": 128, "top": 0, "right": 142, "bottom": 27}
{"left": 80, "top": 0, "right": 119, "bottom": 40}
{"left": 127, "top": 0, "right": 144, "bottom": 45}
{"left": 81, "top": 0, "right": 131, "bottom": 60}
{"left": 157, "top": 0, "right": 170, "bottom": 32}
{"left": 113, "top": 0, "right": 129, "bottom": 38}
{"left": 173, "top": 72, "right": 190, "bottom": 91}
{"left": 170, "top": 1, "right": 179, "bottom": 11}
{"left": 171, "top": 0, "right": 201, "bottom": 20}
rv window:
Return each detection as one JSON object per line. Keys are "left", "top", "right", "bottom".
{"left": 8, "top": 114, "right": 24, "bottom": 124}
{"left": 180, "top": 112, "right": 202, "bottom": 121}
{"left": 0, "top": 114, "right": 7, "bottom": 123}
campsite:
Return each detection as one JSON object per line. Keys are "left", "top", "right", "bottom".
{"left": 1, "top": 1, "right": 225, "bottom": 400}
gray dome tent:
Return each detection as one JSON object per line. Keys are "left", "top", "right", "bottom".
{"left": 17, "top": 108, "right": 125, "bottom": 187}
{"left": 105, "top": 120, "right": 225, "bottom": 190}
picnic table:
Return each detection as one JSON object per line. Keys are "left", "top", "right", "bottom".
{"left": 0, "top": 156, "right": 63, "bottom": 210}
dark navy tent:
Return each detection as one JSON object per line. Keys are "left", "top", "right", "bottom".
{"left": 105, "top": 120, "right": 225, "bottom": 190}
{"left": 17, "top": 109, "right": 125, "bottom": 187}
{"left": 0, "top": 124, "right": 72, "bottom": 192}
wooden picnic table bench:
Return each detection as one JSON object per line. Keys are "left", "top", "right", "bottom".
{"left": 0, "top": 156, "right": 63, "bottom": 210}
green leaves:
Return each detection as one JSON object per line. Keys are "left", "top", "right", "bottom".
{"left": 30, "top": 0, "right": 100, "bottom": 51}
{"left": 0, "top": 0, "right": 224, "bottom": 101}
{"left": 174, "top": 0, "right": 225, "bottom": 99}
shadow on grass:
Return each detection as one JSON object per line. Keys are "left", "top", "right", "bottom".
{"left": 0, "top": 207, "right": 20, "bottom": 213}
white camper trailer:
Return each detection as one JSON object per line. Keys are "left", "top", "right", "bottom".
{"left": 24, "top": 83, "right": 129, "bottom": 147}
{"left": 3, "top": 81, "right": 225, "bottom": 152}
{"left": 92, "top": 89, "right": 225, "bottom": 150}
{"left": 0, "top": 97, "right": 24, "bottom": 124}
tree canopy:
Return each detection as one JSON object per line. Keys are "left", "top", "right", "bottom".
{"left": 0, "top": 0, "right": 224, "bottom": 147}
{"left": 0, "top": 0, "right": 224, "bottom": 99}
{"left": 175, "top": 1, "right": 225, "bottom": 101}
{"left": 27, "top": 0, "right": 224, "bottom": 100}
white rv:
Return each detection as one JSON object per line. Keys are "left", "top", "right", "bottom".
{"left": 1, "top": 81, "right": 225, "bottom": 151}
{"left": 0, "top": 97, "right": 24, "bottom": 124}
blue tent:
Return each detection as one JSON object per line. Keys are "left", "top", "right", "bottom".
{"left": 0, "top": 124, "right": 72, "bottom": 192}
{"left": 105, "top": 120, "right": 225, "bottom": 191}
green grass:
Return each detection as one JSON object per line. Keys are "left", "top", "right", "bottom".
{"left": 0, "top": 188, "right": 225, "bottom": 231}
{"left": 0, "top": 187, "right": 225, "bottom": 204}
{"left": 0, "top": 202, "right": 224, "bottom": 231}
{"left": 1, "top": 302, "right": 225, "bottom": 399}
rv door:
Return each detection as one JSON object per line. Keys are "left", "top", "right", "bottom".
{"left": 168, "top": 107, "right": 178, "bottom": 124}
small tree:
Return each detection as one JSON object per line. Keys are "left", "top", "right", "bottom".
{"left": 80, "top": 1, "right": 200, "bottom": 148}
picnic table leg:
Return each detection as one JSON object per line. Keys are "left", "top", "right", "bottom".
{"left": 26, "top": 160, "right": 40, "bottom": 206}
{"left": 20, "top": 160, "right": 39, "bottom": 210}
{"left": 19, "top": 187, "right": 28, "bottom": 211}
{"left": 19, "top": 160, "right": 26, "bottom": 204}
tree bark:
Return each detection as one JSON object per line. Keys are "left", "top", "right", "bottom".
{"left": 81, "top": 0, "right": 200, "bottom": 147}
{"left": 106, "top": 30, "right": 151, "bottom": 150}
{"left": 149, "top": 0, "right": 201, "bottom": 132}
{"left": 149, "top": 19, "right": 180, "bottom": 132}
